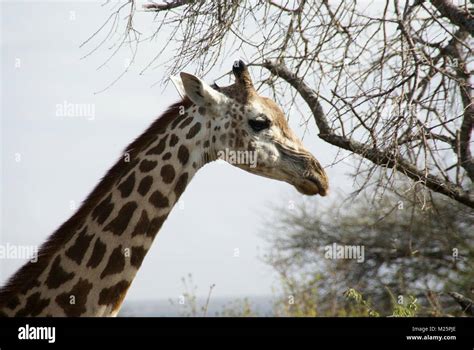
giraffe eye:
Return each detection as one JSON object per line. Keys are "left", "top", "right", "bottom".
{"left": 248, "top": 116, "right": 271, "bottom": 132}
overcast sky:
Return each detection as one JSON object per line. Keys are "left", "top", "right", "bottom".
{"left": 1, "top": 0, "right": 355, "bottom": 303}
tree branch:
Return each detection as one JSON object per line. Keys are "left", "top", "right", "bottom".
{"left": 143, "top": 0, "right": 194, "bottom": 12}
{"left": 429, "top": 0, "right": 474, "bottom": 36}
{"left": 448, "top": 292, "right": 474, "bottom": 316}
{"left": 450, "top": 33, "right": 474, "bottom": 182}
{"left": 261, "top": 60, "right": 474, "bottom": 208}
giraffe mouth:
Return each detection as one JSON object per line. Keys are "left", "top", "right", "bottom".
{"left": 275, "top": 144, "right": 328, "bottom": 196}
{"left": 296, "top": 176, "right": 328, "bottom": 196}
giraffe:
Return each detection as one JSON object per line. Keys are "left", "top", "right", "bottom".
{"left": 0, "top": 61, "right": 328, "bottom": 317}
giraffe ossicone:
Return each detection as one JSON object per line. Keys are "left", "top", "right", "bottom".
{"left": 0, "top": 60, "right": 328, "bottom": 317}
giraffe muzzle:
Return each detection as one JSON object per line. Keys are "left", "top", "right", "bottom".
{"left": 298, "top": 173, "right": 328, "bottom": 196}
{"left": 279, "top": 146, "right": 329, "bottom": 196}
{"left": 305, "top": 157, "right": 329, "bottom": 196}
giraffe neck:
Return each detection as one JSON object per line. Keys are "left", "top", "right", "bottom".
{"left": 0, "top": 99, "right": 215, "bottom": 316}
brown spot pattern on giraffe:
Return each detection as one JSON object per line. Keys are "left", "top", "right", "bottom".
{"left": 146, "top": 135, "right": 169, "bottom": 155}
{"left": 174, "top": 173, "right": 189, "bottom": 199}
{"left": 103, "top": 202, "right": 137, "bottom": 236}
{"left": 179, "top": 117, "right": 193, "bottom": 129}
{"left": 19, "top": 278, "right": 40, "bottom": 295}
{"left": 116, "top": 159, "right": 139, "bottom": 184}
{"left": 162, "top": 152, "right": 172, "bottom": 160}
{"left": 86, "top": 238, "right": 107, "bottom": 269}
{"left": 147, "top": 215, "right": 167, "bottom": 238}
{"left": 55, "top": 278, "right": 93, "bottom": 317}
{"left": 15, "top": 292, "right": 50, "bottom": 317}
{"left": 5, "top": 296, "right": 20, "bottom": 310}
{"left": 45, "top": 256, "right": 74, "bottom": 289}
{"left": 117, "top": 172, "right": 135, "bottom": 198}
{"left": 139, "top": 159, "right": 158, "bottom": 173}
{"left": 160, "top": 164, "right": 176, "bottom": 184}
{"left": 131, "top": 246, "right": 147, "bottom": 268}
{"left": 91, "top": 194, "right": 114, "bottom": 225}
{"left": 186, "top": 123, "right": 201, "bottom": 139}
{"left": 149, "top": 190, "right": 169, "bottom": 208}
{"left": 100, "top": 246, "right": 125, "bottom": 279}
{"left": 131, "top": 210, "right": 150, "bottom": 237}
{"left": 169, "top": 134, "right": 179, "bottom": 147}
{"left": 137, "top": 176, "right": 153, "bottom": 196}
{"left": 65, "top": 227, "right": 94, "bottom": 265}
{"left": 177, "top": 145, "right": 189, "bottom": 165}
{"left": 171, "top": 113, "right": 187, "bottom": 129}
{"left": 98, "top": 280, "right": 131, "bottom": 311}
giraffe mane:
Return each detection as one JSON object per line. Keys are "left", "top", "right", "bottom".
{"left": 0, "top": 98, "right": 193, "bottom": 308}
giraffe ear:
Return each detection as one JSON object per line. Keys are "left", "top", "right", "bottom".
{"left": 180, "top": 72, "right": 224, "bottom": 106}
{"left": 170, "top": 75, "right": 186, "bottom": 98}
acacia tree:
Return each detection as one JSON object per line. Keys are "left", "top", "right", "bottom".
{"left": 263, "top": 186, "right": 474, "bottom": 316}
{"left": 86, "top": 0, "right": 473, "bottom": 207}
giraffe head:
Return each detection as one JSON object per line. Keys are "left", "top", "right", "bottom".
{"left": 178, "top": 60, "right": 329, "bottom": 196}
